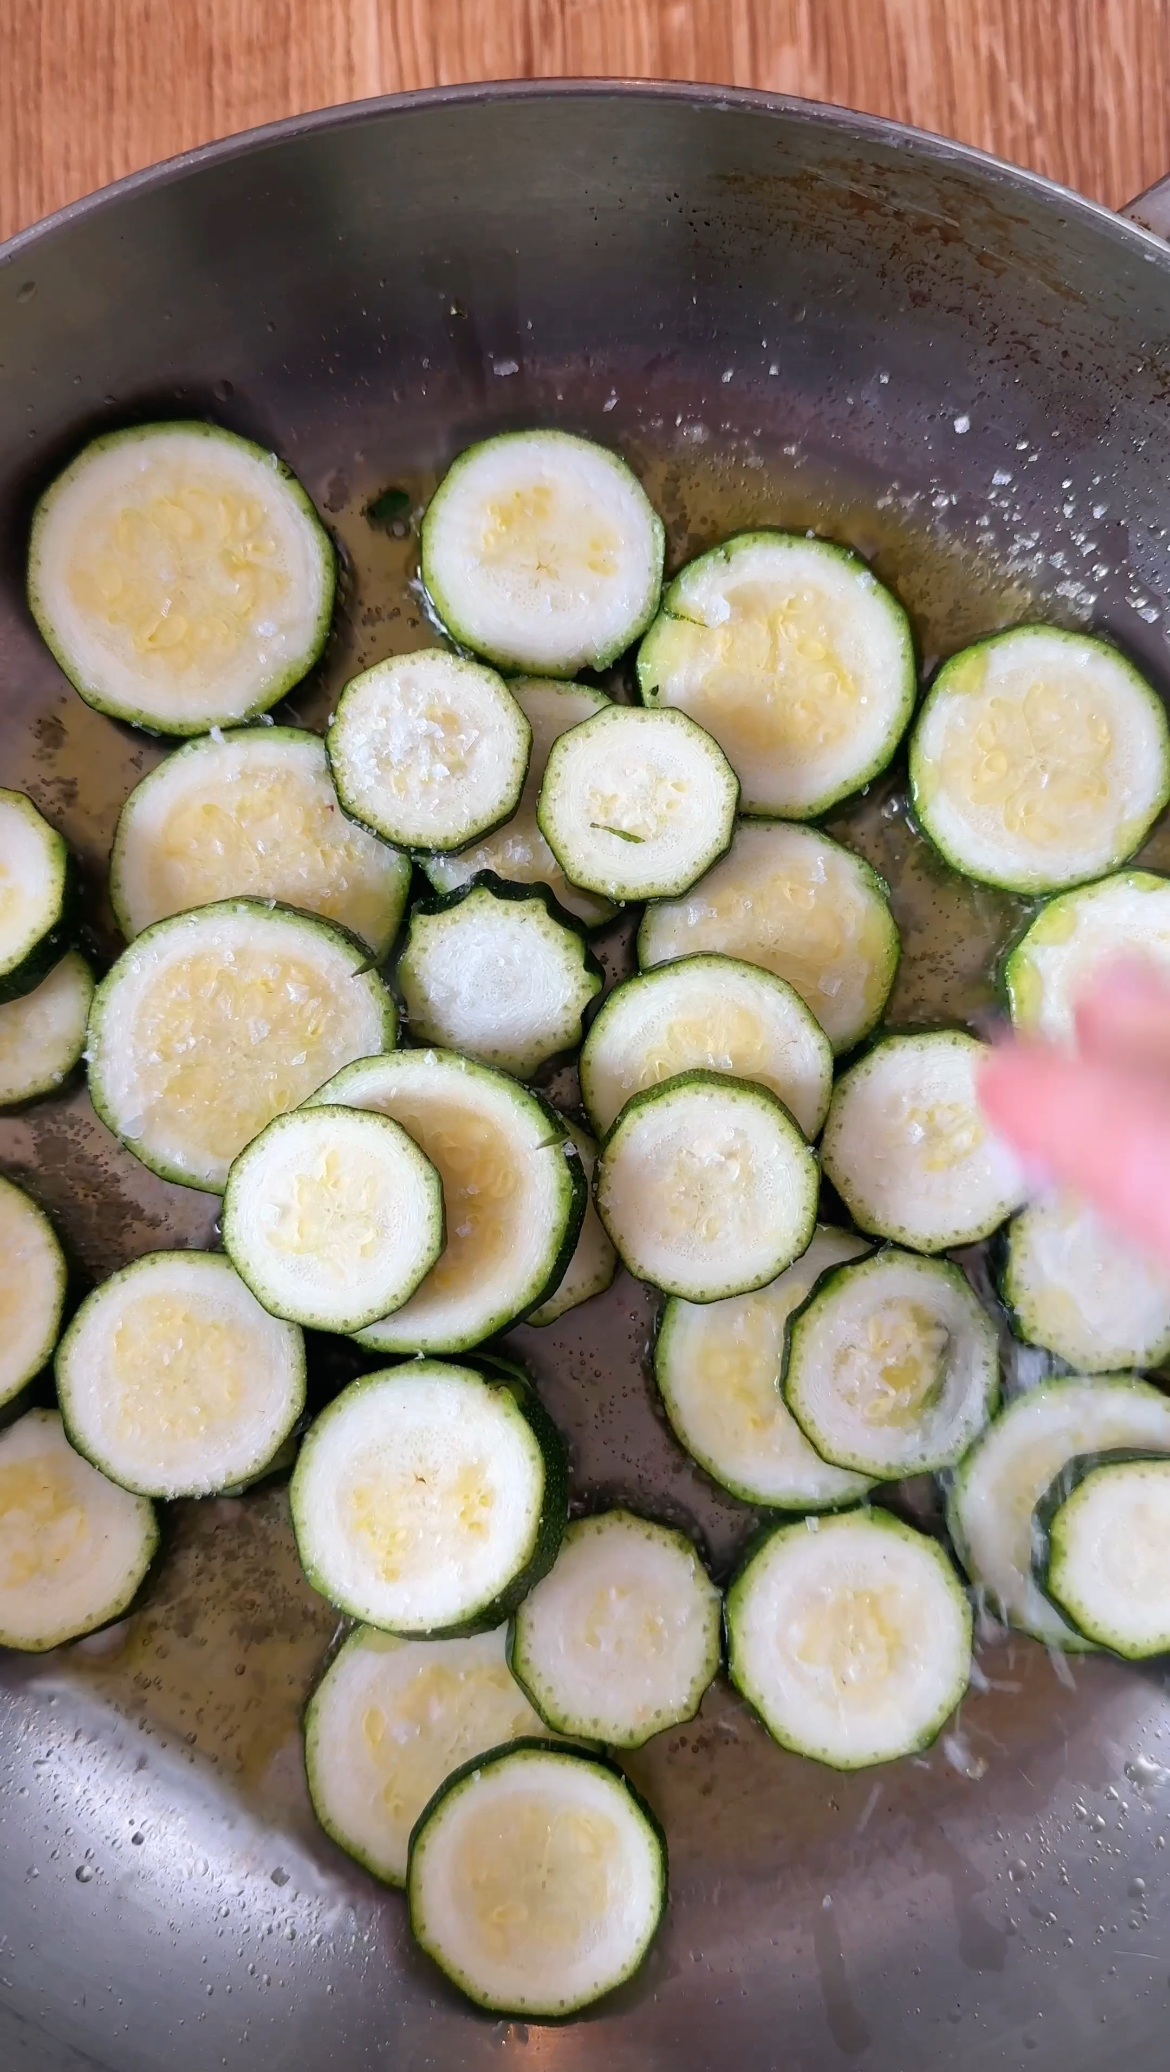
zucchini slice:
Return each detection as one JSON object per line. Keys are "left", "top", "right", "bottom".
{"left": 637, "top": 819, "right": 899, "bottom": 1054}
{"left": 909, "top": 626, "right": 1170, "bottom": 894}
{"left": 1034, "top": 1450, "right": 1170, "bottom": 1658}
{"left": 396, "top": 877, "right": 602, "bottom": 1079}
{"left": 526, "top": 1120, "right": 618, "bottom": 1326}
{"left": 310, "top": 1050, "right": 585, "bottom": 1353}
{"left": 537, "top": 704, "right": 738, "bottom": 902}
{"left": 407, "top": 1741, "right": 666, "bottom": 2017}
{"left": 110, "top": 725, "right": 410, "bottom": 958}
{"left": 1003, "top": 1191, "right": 1170, "bottom": 1373}
{"left": 726, "top": 1509, "right": 972, "bottom": 1769}
{"left": 27, "top": 421, "right": 335, "bottom": 735}
{"left": 508, "top": 1509, "right": 720, "bottom": 1747}
{"left": 1005, "top": 869, "right": 1170, "bottom": 1046}
{"left": 580, "top": 951, "right": 832, "bottom": 1140}
{"left": 222, "top": 1105, "right": 444, "bottom": 1333}
{"left": 0, "top": 950, "right": 93, "bottom": 1108}
{"left": 946, "top": 1374, "right": 1170, "bottom": 1648}
{"left": 327, "top": 649, "right": 531, "bottom": 852}
{"left": 0, "top": 1410, "right": 158, "bottom": 1653}
{"left": 420, "top": 429, "right": 664, "bottom": 677}
{"left": 0, "top": 1177, "right": 67, "bottom": 1410}
{"left": 304, "top": 1623, "right": 556, "bottom": 1887}
{"left": 290, "top": 1362, "right": 567, "bottom": 1635}
{"left": 55, "top": 1250, "right": 305, "bottom": 1498}
{"left": 637, "top": 531, "right": 915, "bottom": 818}
{"left": 595, "top": 1069, "right": 819, "bottom": 1302}
{"left": 423, "top": 679, "right": 616, "bottom": 927}
{"left": 86, "top": 899, "right": 395, "bottom": 1193}
{"left": 654, "top": 1225, "right": 875, "bottom": 1510}
{"left": 822, "top": 1031, "right": 1025, "bottom": 1253}
{"left": 784, "top": 1246, "right": 999, "bottom": 1477}
{"left": 0, "top": 789, "right": 74, "bottom": 1004}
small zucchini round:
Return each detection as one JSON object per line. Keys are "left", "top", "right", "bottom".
{"left": 1004, "top": 868, "right": 1170, "bottom": 1046}
{"left": 1033, "top": 1449, "right": 1170, "bottom": 1658}
{"left": 524, "top": 1119, "right": 618, "bottom": 1327}
{"left": 0, "top": 950, "right": 93, "bottom": 1109}
{"left": 0, "top": 789, "right": 75, "bottom": 1004}
{"left": 1003, "top": 1190, "right": 1170, "bottom": 1373}
{"left": 0, "top": 1177, "right": 68, "bottom": 1412}
{"left": 0, "top": 1410, "right": 159, "bottom": 1652}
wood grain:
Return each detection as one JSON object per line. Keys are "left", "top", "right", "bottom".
{"left": 3, "top": 0, "right": 1169, "bottom": 242}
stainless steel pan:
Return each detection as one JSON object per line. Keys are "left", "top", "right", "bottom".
{"left": 4, "top": 81, "right": 1170, "bottom": 2072}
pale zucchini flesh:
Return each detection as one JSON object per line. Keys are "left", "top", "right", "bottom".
{"left": 537, "top": 704, "right": 738, "bottom": 903}
{"left": 55, "top": 1250, "right": 305, "bottom": 1499}
{"left": 1035, "top": 1451, "right": 1170, "bottom": 1658}
{"left": 784, "top": 1247, "right": 999, "bottom": 1477}
{"left": 396, "top": 877, "right": 603, "bottom": 1080}
{"left": 310, "top": 1049, "right": 585, "bottom": 1354}
{"left": 0, "top": 1410, "right": 159, "bottom": 1652}
{"left": 0, "top": 1177, "right": 68, "bottom": 1409}
{"left": 421, "top": 429, "right": 665, "bottom": 676}
{"left": 86, "top": 898, "right": 396, "bottom": 1192}
{"left": 910, "top": 626, "right": 1170, "bottom": 894}
{"left": 423, "top": 680, "right": 616, "bottom": 927}
{"left": 654, "top": 1225, "right": 875, "bottom": 1510}
{"left": 290, "top": 1363, "right": 567, "bottom": 1635}
{"left": 0, "top": 789, "right": 73, "bottom": 1004}
{"left": 822, "top": 1031, "right": 1025, "bottom": 1253}
{"left": 1003, "top": 1190, "right": 1170, "bottom": 1372}
{"left": 1005, "top": 869, "right": 1170, "bottom": 1046}
{"left": 580, "top": 950, "right": 833, "bottom": 1139}
{"left": 222, "top": 1105, "right": 445, "bottom": 1333}
{"left": 946, "top": 1374, "right": 1170, "bottom": 1648}
{"left": 407, "top": 1741, "right": 666, "bottom": 2017}
{"left": 304, "top": 1624, "right": 554, "bottom": 1886}
{"left": 110, "top": 725, "right": 411, "bottom": 957}
{"left": 595, "top": 1069, "right": 820, "bottom": 1302}
{"left": 637, "top": 819, "right": 899, "bottom": 1054}
{"left": 327, "top": 648, "right": 531, "bottom": 852}
{"left": 0, "top": 950, "right": 93, "bottom": 1108}
{"left": 726, "top": 1509, "right": 972, "bottom": 1769}
{"left": 27, "top": 421, "right": 335, "bottom": 734}
{"left": 637, "top": 531, "right": 915, "bottom": 818}
{"left": 525, "top": 1119, "right": 618, "bottom": 1326}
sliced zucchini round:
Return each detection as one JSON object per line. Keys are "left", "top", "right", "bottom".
{"left": 0, "top": 1178, "right": 67, "bottom": 1410}
{"left": 637, "top": 531, "right": 915, "bottom": 818}
{"left": 1005, "top": 870, "right": 1170, "bottom": 1046}
{"left": 725, "top": 1509, "right": 971, "bottom": 1770}
{"left": 420, "top": 430, "right": 664, "bottom": 677}
{"left": 1034, "top": 1450, "right": 1170, "bottom": 1659}
{"left": 0, "top": 789, "right": 74, "bottom": 1004}
{"left": 1003, "top": 1190, "right": 1170, "bottom": 1372}
{"left": 310, "top": 1050, "right": 585, "bottom": 1353}
{"left": 822, "top": 1031, "right": 1025, "bottom": 1253}
{"left": 86, "top": 899, "right": 396, "bottom": 1193}
{"left": 526, "top": 1120, "right": 618, "bottom": 1326}
{"left": 55, "top": 1250, "right": 305, "bottom": 1499}
{"left": 595, "top": 1069, "right": 819, "bottom": 1302}
{"left": 396, "top": 877, "right": 602, "bottom": 1079}
{"left": 784, "top": 1246, "right": 999, "bottom": 1477}
{"left": 305, "top": 1623, "right": 556, "bottom": 1887}
{"left": 290, "top": 1362, "right": 567, "bottom": 1635}
{"left": 222, "top": 1105, "right": 444, "bottom": 1333}
{"left": 327, "top": 649, "right": 530, "bottom": 852}
{"left": 0, "top": 950, "right": 93, "bottom": 1108}
{"left": 537, "top": 704, "right": 738, "bottom": 903}
{"left": 0, "top": 1410, "right": 158, "bottom": 1652}
{"left": 423, "top": 679, "right": 616, "bottom": 927}
{"left": 580, "top": 951, "right": 832, "bottom": 1140}
{"left": 407, "top": 1741, "right": 666, "bottom": 2017}
{"left": 946, "top": 1374, "right": 1170, "bottom": 1648}
{"left": 110, "top": 725, "right": 410, "bottom": 958}
{"left": 509, "top": 1509, "right": 720, "bottom": 1747}
{"left": 654, "top": 1225, "right": 875, "bottom": 1510}
{"left": 909, "top": 626, "right": 1170, "bottom": 894}
{"left": 637, "top": 819, "right": 899, "bottom": 1054}
{"left": 28, "top": 422, "right": 335, "bottom": 735}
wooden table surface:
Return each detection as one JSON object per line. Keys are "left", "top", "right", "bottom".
{"left": 2, "top": 0, "right": 1169, "bottom": 243}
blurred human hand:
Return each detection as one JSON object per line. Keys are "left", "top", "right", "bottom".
{"left": 979, "top": 960, "right": 1170, "bottom": 1269}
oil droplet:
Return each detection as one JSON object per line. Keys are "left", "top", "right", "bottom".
{"left": 16, "top": 281, "right": 36, "bottom": 304}
{"left": 75, "top": 1863, "right": 94, "bottom": 1884}
{"left": 270, "top": 1866, "right": 290, "bottom": 1887}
